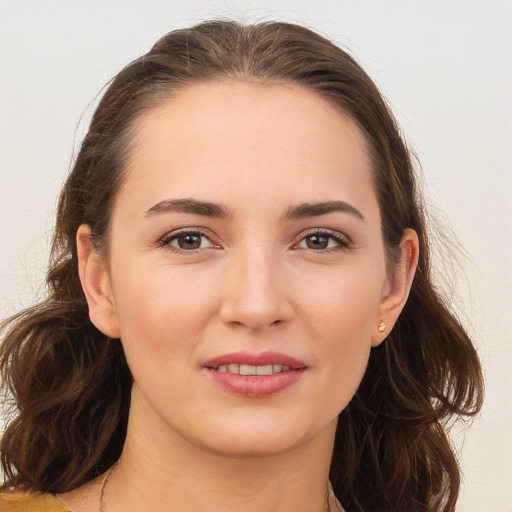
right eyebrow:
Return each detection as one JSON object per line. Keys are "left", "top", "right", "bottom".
{"left": 282, "top": 200, "right": 365, "bottom": 223}
{"left": 144, "top": 198, "right": 232, "bottom": 219}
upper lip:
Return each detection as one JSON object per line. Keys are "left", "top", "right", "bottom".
{"left": 203, "top": 351, "right": 307, "bottom": 369}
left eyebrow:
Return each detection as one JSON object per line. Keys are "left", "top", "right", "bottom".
{"left": 144, "top": 198, "right": 231, "bottom": 219}
{"left": 281, "top": 201, "right": 365, "bottom": 223}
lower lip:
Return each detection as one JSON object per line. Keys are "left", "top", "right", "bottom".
{"left": 206, "top": 368, "right": 306, "bottom": 398}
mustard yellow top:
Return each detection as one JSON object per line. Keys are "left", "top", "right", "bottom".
{"left": 0, "top": 491, "right": 69, "bottom": 512}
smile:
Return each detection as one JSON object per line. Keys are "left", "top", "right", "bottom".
{"left": 215, "top": 364, "right": 292, "bottom": 375}
{"left": 204, "top": 351, "right": 307, "bottom": 398}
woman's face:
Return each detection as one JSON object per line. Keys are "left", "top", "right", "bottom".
{"left": 82, "top": 81, "right": 409, "bottom": 457}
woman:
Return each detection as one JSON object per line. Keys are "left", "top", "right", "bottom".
{"left": 0, "top": 20, "right": 483, "bottom": 512}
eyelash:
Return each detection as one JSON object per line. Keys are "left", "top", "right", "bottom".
{"left": 156, "top": 228, "right": 352, "bottom": 254}
{"left": 295, "top": 229, "right": 353, "bottom": 253}
{"left": 157, "top": 229, "right": 218, "bottom": 253}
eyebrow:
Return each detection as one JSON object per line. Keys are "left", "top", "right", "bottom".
{"left": 145, "top": 198, "right": 231, "bottom": 218}
{"left": 144, "top": 198, "right": 364, "bottom": 222}
{"left": 282, "top": 201, "right": 365, "bottom": 222}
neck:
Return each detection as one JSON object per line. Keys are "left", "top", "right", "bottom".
{"left": 105, "top": 391, "right": 337, "bottom": 512}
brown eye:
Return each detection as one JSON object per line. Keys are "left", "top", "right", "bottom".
{"left": 305, "top": 234, "right": 329, "bottom": 250}
{"left": 176, "top": 233, "right": 202, "bottom": 250}
{"left": 159, "top": 230, "right": 217, "bottom": 252}
{"left": 296, "top": 231, "right": 350, "bottom": 252}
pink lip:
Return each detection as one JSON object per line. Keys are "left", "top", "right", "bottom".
{"left": 203, "top": 351, "right": 307, "bottom": 369}
{"left": 203, "top": 351, "right": 307, "bottom": 399}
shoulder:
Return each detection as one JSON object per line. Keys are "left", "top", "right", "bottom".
{"left": 0, "top": 490, "right": 69, "bottom": 512}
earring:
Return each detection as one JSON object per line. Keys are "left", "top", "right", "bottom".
{"left": 378, "top": 321, "right": 386, "bottom": 332}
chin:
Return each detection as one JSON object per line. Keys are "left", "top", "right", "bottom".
{"left": 185, "top": 414, "right": 336, "bottom": 459}
{"left": 197, "top": 433, "right": 306, "bottom": 459}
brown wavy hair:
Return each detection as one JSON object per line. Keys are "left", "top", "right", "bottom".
{"left": 0, "top": 20, "right": 483, "bottom": 511}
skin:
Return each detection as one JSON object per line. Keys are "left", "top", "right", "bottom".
{"left": 61, "top": 81, "right": 418, "bottom": 512}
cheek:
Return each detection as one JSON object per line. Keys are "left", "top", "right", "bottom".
{"left": 109, "top": 264, "right": 221, "bottom": 408}
{"left": 110, "top": 261, "right": 220, "bottom": 359}
{"left": 297, "top": 267, "right": 384, "bottom": 397}
{"left": 300, "top": 266, "right": 384, "bottom": 340}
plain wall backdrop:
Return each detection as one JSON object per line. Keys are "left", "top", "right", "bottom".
{"left": 1, "top": 1, "right": 511, "bottom": 510}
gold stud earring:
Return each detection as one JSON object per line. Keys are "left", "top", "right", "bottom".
{"left": 378, "top": 321, "right": 386, "bottom": 332}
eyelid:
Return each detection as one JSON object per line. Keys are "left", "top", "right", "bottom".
{"left": 154, "top": 226, "right": 352, "bottom": 253}
{"left": 292, "top": 228, "right": 353, "bottom": 251}
{"left": 156, "top": 227, "right": 221, "bottom": 252}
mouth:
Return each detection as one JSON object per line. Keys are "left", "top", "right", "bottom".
{"left": 203, "top": 351, "right": 307, "bottom": 398}
{"left": 204, "top": 350, "right": 307, "bottom": 371}
{"left": 214, "top": 363, "right": 293, "bottom": 375}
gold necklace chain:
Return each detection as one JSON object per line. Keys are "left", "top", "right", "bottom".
{"left": 98, "top": 466, "right": 115, "bottom": 512}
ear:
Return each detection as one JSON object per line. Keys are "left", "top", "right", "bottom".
{"left": 372, "top": 229, "right": 419, "bottom": 347}
{"left": 76, "top": 224, "right": 121, "bottom": 339}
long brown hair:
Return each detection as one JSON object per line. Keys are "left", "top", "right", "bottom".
{"left": 0, "top": 20, "right": 483, "bottom": 511}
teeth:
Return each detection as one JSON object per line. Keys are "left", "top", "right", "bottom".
{"left": 215, "top": 364, "right": 292, "bottom": 375}
{"left": 257, "top": 364, "right": 273, "bottom": 375}
{"left": 239, "top": 364, "right": 253, "bottom": 375}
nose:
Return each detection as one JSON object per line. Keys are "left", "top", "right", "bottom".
{"left": 218, "top": 244, "right": 294, "bottom": 331}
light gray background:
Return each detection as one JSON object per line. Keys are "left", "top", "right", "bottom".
{"left": 1, "top": 1, "right": 511, "bottom": 510}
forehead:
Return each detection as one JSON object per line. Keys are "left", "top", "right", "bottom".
{"left": 130, "top": 79, "right": 368, "bottom": 154}
{"left": 121, "top": 80, "right": 375, "bottom": 213}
